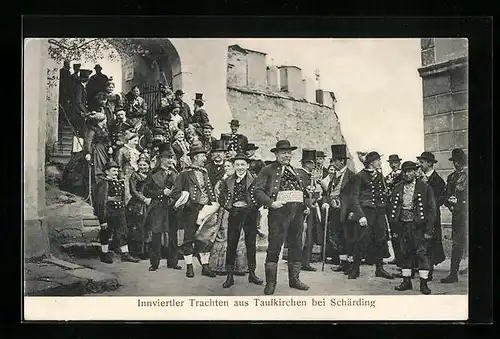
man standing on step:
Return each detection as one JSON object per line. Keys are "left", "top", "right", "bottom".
{"left": 390, "top": 161, "right": 436, "bottom": 295}
{"left": 93, "top": 160, "right": 141, "bottom": 264}
{"left": 171, "top": 144, "right": 218, "bottom": 279}
{"left": 224, "top": 119, "right": 249, "bottom": 157}
{"left": 220, "top": 152, "right": 263, "bottom": 288}
{"left": 348, "top": 151, "right": 394, "bottom": 280}
{"left": 441, "top": 148, "right": 468, "bottom": 284}
{"left": 205, "top": 139, "right": 228, "bottom": 187}
{"left": 321, "top": 144, "right": 356, "bottom": 275}
{"left": 253, "top": 140, "right": 311, "bottom": 295}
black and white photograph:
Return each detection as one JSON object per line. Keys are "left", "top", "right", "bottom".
{"left": 23, "top": 36, "right": 469, "bottom": 320}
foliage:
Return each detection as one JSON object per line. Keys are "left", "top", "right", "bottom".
{"left": 47, "top": 38, "right": 151, "bottom": 64}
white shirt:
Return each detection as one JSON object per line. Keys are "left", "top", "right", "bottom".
{"left": 425, "top": 168, "right": 435, "bottom": 178}
{"left": 236, "top": 171, "right": 247, "bottom": 183}
{"left": 336, "top": 165, "right": 348, "bottom": 178}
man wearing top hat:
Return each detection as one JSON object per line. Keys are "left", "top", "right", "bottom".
{"left": 252, "top": 140, "right": 312, "bottom": 295}
{"left": 199, "top": 123, "right": 217, "bottom": 154}
{"left": 389, "top": 161, "right": 437, "bottom": 295}
{"left": 93, "top": 160, "right": 141, "bottom": 264}
{"left": 173, "top": 89, "right": 192, "bottom": 123}
{"left": 348, "top": 151, "right": 394, "bottom": 280}
{"left": 69, "top": 68, "right": 92, "bottom": 137}
{"left": 219, "top": 152, "right": 263, "bottom": 288}
{"left": 69, "top": 63, "right": 81, "bottom": 92}
{"left": 296, "top": 149, "right": 322, "bottom": 272}
{"left": 315, "top": 151, "right": 330, "bottom": 180}
{"left": 223, "top": 119, "right": 249, "bottom": 157}
{"left": 205, "top": 139, "right": 228, "bottom": 187}
{"left": 321, "top": 144, "right": 357, "bottom": 274}
{"left": 441, "top": 148, "right": 468, "bottom": 284}
{"left": 143, "top": 144, "right": 180, "bottom": 271}
{"left": 171, "top": 143, "right": 218, "bottom": 278}
{"left": 190, "top": 93, "right": 210, "bottom": 127}
{"left": 417, "top": 151, "right": 446, "bottom": 281}
{"left": 87, "top": 64, "right": 110, "bottom": 109}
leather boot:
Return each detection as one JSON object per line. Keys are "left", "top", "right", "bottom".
{"left": 201, "top": 264, "right": 216, "bottom": 278}
{"left": 121, "top": 253, "right": 140, "bottom": 263}
{"left": 264, "top": 263, "right": 278, "bottom": 295}
{"left": 420, "top": 278, "right": 431, "bottom": 295}
{"left": 288, "top": 262, "right": 309, "bottom": 291}
{"left": 343, "top": 262, "right": 352, "bottom": 275}
{"left": 223, "top": 272, "right": 235, "bottom": 288}
{"left": 248, "top": 269, "right": 263, "bottom": 285}
{"left": 375, "top": 263, "right": 394, "bottom": 279}
{"left": 186, "top": 264, "right": 195, "bottom": 278}
{"left": 394, "top": 277, "right": 413, "bottom": 291}
{"left": 100, "top": 252, "right": 113, "bottom": 264}
{"left": 440, "top": 273, "right": 458, "bottom": 283}
{"left": 302, "top": 264, "right": 317, "bottom": 272}
{"left": 348, "top": 262, "right": 360, "bottom": 279}
{"left": 428, "top": 266, "right": 434, "bottom": 281}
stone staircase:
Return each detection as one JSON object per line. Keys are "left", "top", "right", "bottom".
{"left": 50, "top": 120, "right": 74, "bottom": 165}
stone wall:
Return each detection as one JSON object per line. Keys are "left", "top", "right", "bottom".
{"left": 226, "top": 86, "right": 353, "bottom": 170}
{"left": 419, "top": 38, "right": 468, "bottom": 225}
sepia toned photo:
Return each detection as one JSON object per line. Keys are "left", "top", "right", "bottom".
{"left": 23, "top": 37, "right": 469, "bottom": 321}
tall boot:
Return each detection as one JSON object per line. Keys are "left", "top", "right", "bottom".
{"left": 343, "top": 261, "right": 352, "bottom": 275}
{"left": 419, "top": 278, "right": 431, "bottom": 295}
{"left": 375, "top": 262, "right": 394, "bottom": 279}
{"left": 264, "top": 263, "right": 278, "bottom": 295}
{"left": 428, "top": 266, "right": 434, "bottom": 281}
{"left": 223, "top": 270, "right": 235, "bottom": 288}
{"left": 394, "top": 277, "right": 413, "bottom": 291}
{"left": 441, "top": 258, "right": 459, "bottom": 283}
{"left": 348, "top": 260, "right": 360, "bottom": 279}
{"left": 248, "top": 268, "right": 263, "bottom": 285}
{"left": 202, "top": 264, "right": 216, "bottom": 278}
{"left": 288, "top": 262, "right": 309, "bottom": 291}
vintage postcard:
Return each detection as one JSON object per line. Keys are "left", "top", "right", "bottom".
{"left": 23, "top": 37, "right": 468, "bottom": 321}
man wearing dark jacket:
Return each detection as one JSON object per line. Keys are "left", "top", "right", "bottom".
{"left": 390, "top": 161, "right": 437, "bottom": 295}
{"left": 87, "top": 64, "right": 110, "bottom": 108}
{"left": 173, "top": 89, "right": 192, "bottom": 123}
{"left": 205, "top": 139, "right": 227, "bottom": 187}
{"left": 385, "top": 154, "right": 404, "bottom": 266}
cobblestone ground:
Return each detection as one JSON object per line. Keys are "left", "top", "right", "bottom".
{"left": 74, "top": 252, "right": 468, "bottom": 296}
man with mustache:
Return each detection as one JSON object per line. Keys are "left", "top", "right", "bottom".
{"left": 205, "top": 139, "right": 228, "bottom": 187}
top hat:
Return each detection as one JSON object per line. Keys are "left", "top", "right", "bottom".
{"left": 301, "top": 148, "right": 317, "bottom": 163}
{"left": 271, "top": 140, "right": 297, "bottom": 153}
{"left": 175, "top": 90, "right": 184, "bottom": 95}
{"left": 246, "top": 143, "right": 259, "bottom": 151}
{"left": 193, "top": 93, "right": 204, "bottom": 102}
{"left": 401, "top": 161, "right": 419, "bottom": 172}
{"left": 363, "top": 151, "right": 382, "bottom": 165}
{"left": 94, "top": 64, "right": 102, "bottom": 70}
{"left": 229, "top": 119, "right": 240, "bottom": 127}
{"left": 330, "top": 144, "right": 348, "bottom": 159}
{"left": 232, "top": 152, "right": 250, "bottom": 162}
{"left": 201, "top": 123, "right": 214, "bottom": 130}
{"left": 157, "top": 143, "right": 175, "bottom": 158}
{"left": 417, "top": 151, "right": 438, "bottom": 164}
{"left": 188, "top": 144, "right": 208, "bottom": 156}
{"left": 103, "top": 160, "right": 120, "bottom": 171}
{"left": 79, "top": 69, "right": 92, "bottom": 78}
{"left": 316, "top": 151, "right": 326, "bottom": 158}
{"left": 123, "top": 130, "right": 138, "bottom": 142}
{"left": 387, "top": 154, "right": 402, "bottom": 163}
{"left": 211, "top": 139, "right": 227, "bottom": 152}
{"left": 449, "top": 148, "right": 467, "bottom": 164}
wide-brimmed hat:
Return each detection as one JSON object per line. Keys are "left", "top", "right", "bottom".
{"left": 187, "top": 144, "right": 208, "bottom": 156}
{"left": 246, "top": 143, "right": 259, "bottom": 151}
{"left": 417, "top": 151, "right": 438, "bottom": 164}
{"left": 201, "top": 123, "right": 214, "bottom": 130}
{"left": 401, "top": 161, "right": 419, "bottom": 172}
{"left": 330, "top": 144, "right": 348, "bottom": 160}
{"left": 157, "top": 143, "right": 175, "bottom": 158}
{"left": 94, "top": 64, "right": 102, "bottom": 70}
{"left": 301, "top": 148, "right": 317, "bottom": 163}
{"left": 363, "top": 151, "right": 382, "bottom": 165}
{"left": 79, "top": 69, "right": 92, "bottom": 79}
{"left": 211, "top": 139, "right": 227, "bottom": 152}
{"left": 175, "top": 90, "right": 184, "bottom": 96}
{"left": 316, "top": 151, "right": 326, "bottom": 158}
{"left": 193, "top": 93, "right": 204, "bottom": 102}
{"left": 270, "top": 140, "right": 297, "bottom": 153}
{"left": 449, "top": 148, "right": 467, "bottom": 164}
{"left": 231, "top": 152, "right": 250, "bottom": 163}
{"left": 387, "top": 154, "right": 402, "bottom": 163}
{"left": 103, "top": 160, "right": 120, "bottom": 171}
{"left": 229, "top": 119, "right": 240, "bottom": 127}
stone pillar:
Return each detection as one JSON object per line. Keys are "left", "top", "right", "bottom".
{"left": 303, "top": 75, "right": 315, "bottom": 102}
{"left": 23, "top": 38, "right": 50, "bottom": 259}
{"left": 170, "top": 38, "right": 233, "bottom": 137}
{"left": 45, "top": 58, "right": 60, "bottom": 147}
{"left": 266, "top": 65, "right": 279, "bottom": 92}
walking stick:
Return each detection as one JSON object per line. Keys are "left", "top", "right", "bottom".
{"left": 379, "top": 167, "right": 394, "bottom": 261}
{"left": 321, "top": 204, "right": 330, "bottom": 271}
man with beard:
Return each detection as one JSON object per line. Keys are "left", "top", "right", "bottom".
{"left": 220, "top": 152, "right": 263, "bottom": 288}
{"left": 416, "top": 151, "right": 446, "bottom": 281}
{"left": 205, "top": 139, "right": 228, "bottom": 187}
{"left": 441, "top": 148, "right": 468, "bottom": 284}
{"left": 321, "top": 144, "right": 356, "bottom": 274}
{"left": 389, "top": 161, "right": 436, "bottom": 295}
{"left": 171, "top": 144, "right": 218, "bottom": 278}
{"left": 348, "top": 151, "right": 394, "bottom": 280}
{"left": 252, "top": 140, "right": 311, "bottom": 295}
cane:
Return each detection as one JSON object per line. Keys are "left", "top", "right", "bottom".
{"left": 321, "top": 204, "right": 330, "bottom": 272}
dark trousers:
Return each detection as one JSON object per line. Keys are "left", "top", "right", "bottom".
{"left": 150, "top": 231, "right": 179, "bottom": 268}
{"left": 99, "top": 208, "right": 128, "bottom": 249}
{"left": 352, "top": 206, "right": 388, "bottom": 265}
{"left": 328, "top": 208, "right": 346, "bottom": 259}
{"left": 301, "top": 213, "right": 315, "bottom": 266}
{"left": 450, "top": 208, "right": 467, "bottom": 274}
{"left": 399, "top": 221, "right": 430, "bottom": 271}
{"left": 226, "top": 207, "right": 258, "bottom": 270}
{"left": 181, "top": 203, "right": 204, "bottom": 256}
{"left": 266, "top": 202, "right": 304, "bottom": 263}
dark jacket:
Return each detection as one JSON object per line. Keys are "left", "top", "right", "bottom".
{"left": 174, "top": 98, "right": 192, "bottom": 123}
{"left": 93, "top": 177, "right": 126, "bottom": 224}
{"left": 387, "top": 179, "right": 437, "bottom": 237}
{"left": 170, "top": 167, "right": 217, "bottom": 207}
{"left": 444, "top": 169, "right": 468, "bottom": 215}
{"left": 205, "top": 161, "right": 226, "bottom": 187}
{"left": 248, "top": 158, "right": 265, "bottom": 177}
{"left": 126, "top": 171, "right": 149, "bottom": 217}
{"left": 128, "top": 123, "right": 153, "bottom": 153}
{"left": 350, "top": 168, "right": 388, "bottom": 221}
{"left": 87, "top": 72, "right": 110, "bottom": 104}
{"left": 226, "top": 133, "right": 249, "bottom": 154}
{"left": 252, "top": 162, "right": 311, "bottom": 209}
{"left": 219, "top": 171, "right": 258, "bottom": 210}
{"left": 322, "top": 168, "right": 356, "bottom": 221}
{"left": 72, "top": 82, "right": 89, "bottom": 117}
{"left": 190, "top": 107, "right": 209, "bottom": 125}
